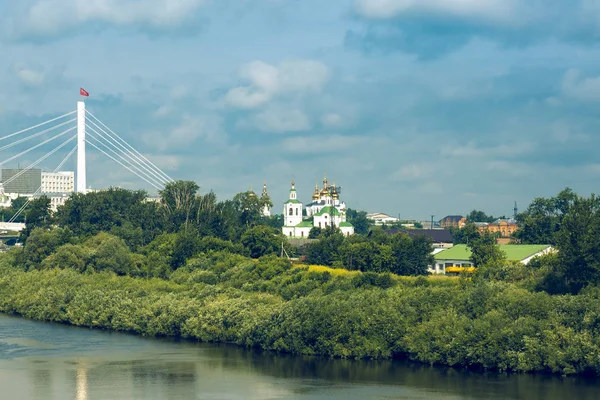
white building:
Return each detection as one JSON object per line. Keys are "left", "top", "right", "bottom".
{"left": 282, "top": 178, "right": 354, "bottom": 238}
{"left": 261, "top": 182, "right": 271, "bottom": 217}
{"left": 41, "top": 171, "right": 74, "bottom": 194}
{"left": 305, "top": 175, "right": 347, "bottom": 217}
{"left": 366, "top": 212, "right": 399, "bottom": 225}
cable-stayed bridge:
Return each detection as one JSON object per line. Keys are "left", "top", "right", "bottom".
{"left": 0, "top": 101, "right": 174, "bottom": 226}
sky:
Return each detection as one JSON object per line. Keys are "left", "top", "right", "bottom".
{"left": 1, "top": 0, "right": 600, "bottom": 220}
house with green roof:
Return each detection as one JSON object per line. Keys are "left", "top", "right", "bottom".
{"left": 431, "top": 244, "right": 554, "bottom": 275}
{"left": 281, "top": 179, "right": 354, "bottom": 238}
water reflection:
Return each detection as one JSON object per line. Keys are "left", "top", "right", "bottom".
{"left": 76, "top": 366, "right": 87, "bottom": 400}
{"left": 1, "top": 314, "right": 600, "bottom": 400}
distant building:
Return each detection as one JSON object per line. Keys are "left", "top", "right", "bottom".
{"left": 41, "top": 171, "right": 74, "bottom": 194}
{"left": 430, "top": 244, "right": 554, "bottom": 275}
{"left": 476, "top": 218, "right": 519, "bottom": 238}
{"left": 366, "top": 212, "right": 399, "bottom": 225}
{"left": 282, "top": 178, "right": 354, "bottom": 238}
{"left": 439, "top": 215, "right": 465, "bottom": 228}
{"left": 261, "top": 182, "right": 271, "bottom": 217}
{"left": 384, "top": 228, "right": 454, "bottom": 249}
{"left": 305, "top": 175, "right": 347, "bottom": 217}
{"left": 41, "top": 193, "right": 71, "bottom": 212}
{"left": 1, "top": 168, "right": 41, "bottom": 194}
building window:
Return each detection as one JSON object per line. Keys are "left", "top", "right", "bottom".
{"left": 301, "top": 231, "right": 304, "bottom": 237}
{"left": 295, "top": 208, "right": 298, "bottom": 216}
{"left": 289, "top": 208, "right": 293, "bottom": 216}
{"left": 319, "top": 222, "right": 321, "bottom": 228}
{"left": 289, "top": 232, "right": 292, "bottom": 237}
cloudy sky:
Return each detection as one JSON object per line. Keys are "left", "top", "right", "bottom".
{"left": 1, "top": 0, "right": 599, "bottom": 220}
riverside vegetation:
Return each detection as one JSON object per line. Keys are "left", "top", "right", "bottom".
{"left": 1, "top": 183, "right": 600, "bottom": 376}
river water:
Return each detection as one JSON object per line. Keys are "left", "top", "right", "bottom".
{"left": 1, "top": 314, "right": 599, "bottom": 400}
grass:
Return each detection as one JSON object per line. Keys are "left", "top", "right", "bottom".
{"left": 300, "top": 264, "right": 459, "bottom": 285}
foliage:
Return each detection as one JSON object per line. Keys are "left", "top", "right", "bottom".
{"left": 3, "top": 250, "right": 600, "bottom": 376}
{"left": 346, "top": 208, "right": 370, "bottom": 235}
{"left": 7, "top": 184, "right": 600, "bottom": 376}
{"left": 466, "top": 210, "right": 496, "bottom": 223}
{"left": 241, "top": 225, "right": 289, "bottom": 259}
{"left": 450, "top": 223, "right": 480, "bottom": 245}
{"left": 514, "top": 188, "right": 577, "bottom": 245}
{"left": 468, "top": 233, "right": 506, "bottom": 267}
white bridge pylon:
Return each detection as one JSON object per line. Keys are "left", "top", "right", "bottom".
{"left": 77, "top": 101, "right": 86, "bottom": 193}
{"left": 0, "top": 101, "right": 175, "bottom": 205}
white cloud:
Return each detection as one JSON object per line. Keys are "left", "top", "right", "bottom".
{"left": 561, "top": 69, "right": 600, "bottom": 101}
{"left": 354, "top": 0, "right": 516, "bottom": 23}
{"left": 391, "top": 164, "right": 434, "bottom": 181}
{"left": 144, "top": 114, "right": 226, "bottom": 151}
{"left": 280, "top": 134, "right": 366, "bottom": 154}
{"left": 17, "top": 0, "right": 208, "bottom": 36}
{"left": 440, "top": 142, "right": 533, "bottom": 158}
{"left": 11, "top": 63, "right": 45, "bottom": 86}
{"left": 250, "top": 107, "right": 311, "bottom": 133}
{"left": 223, "top": 59, "right": 329, "bottom": 109}
{"left": 321, "top": 113, "right": 343, "bottom": 127}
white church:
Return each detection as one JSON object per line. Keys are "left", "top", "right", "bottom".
{"left": 282, "top": 176, "right": 354, "bottom": 238}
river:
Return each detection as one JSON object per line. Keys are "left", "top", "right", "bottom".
{"left": 1, "top": 314, "right": 599, "bottom": 399}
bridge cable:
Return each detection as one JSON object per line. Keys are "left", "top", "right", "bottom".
{"left": 0, "top": 127, "right": 77, "bottom": 168}
{"left": 86, "top": 110, "right": 174, "bottom": 183}
{"left": 7, "top": 137, "right": 78, "bottom": 223}
{"left": 86, "top": 127, "right": 166, "bottom": 189}
{"left": 85, "top": 121, "right": 169, "bottom": 185}
{"left": 0, "top": 110, "right": 76, "bottom": 142}
{"left": 84, "top": 139, "right": 162, "bottom": 190}
{"left": 0, "top": 118, "right": 76, "bottom": 153}
{"left": 2, "top": 135, "right": 78, "bottom": 187}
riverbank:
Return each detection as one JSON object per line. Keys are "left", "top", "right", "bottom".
{"left": 1, "top": 252, "right": 599, "bottom": 376}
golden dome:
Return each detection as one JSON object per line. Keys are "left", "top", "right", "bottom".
{"left": 312, "top": 182, "right": 319, "bottom": 200}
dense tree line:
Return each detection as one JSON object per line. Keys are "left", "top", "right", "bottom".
{"left": 304, "top": 227, "right": 433, "bottom": 275}
{"left": 4, "top": 184, "right": 600, "bottom": 376}
{"left": 2, "top": 249, "right": 600, "bottom": 376}
{"left": 9, "top": 181, "right": 433, "bottom": 278}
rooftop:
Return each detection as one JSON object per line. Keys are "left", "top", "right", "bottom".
{"left": 314, "top": 206, "right": 342, "bottom": 217}
{"left": 295, "top": 220, "right": 313, "bottom": 228}
{"left": 434, "top": 244, "right": 551, "bottom": 262}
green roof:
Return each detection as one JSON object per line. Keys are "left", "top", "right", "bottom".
{"left": 435, "top": 244, "right": 551, "bottom": 262}
{"left": 284, "top": 199, "right": 301, "bottom": 204}
{"left": 296, "top": 220, "right": 313, "bottom": 228}
{"left": 339, "top": 221, "right": 353, "bottom": 227}
{"left": 314, "top": 206, "right": 341, "bottom": 217}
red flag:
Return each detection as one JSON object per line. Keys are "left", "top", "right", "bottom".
{"left": 80, "top": 88, "right": 89, "bottom": 97}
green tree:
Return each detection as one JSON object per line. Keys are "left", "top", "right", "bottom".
{"left": 308, "top": 227, "right": 322, "bottom": 239}
{"left": 20, "top": 196, "right": 52, "bottom": 241}
{"left": 450, "top": 223, "right": 481, "bottom": 245}
{"left": 55, "top": 188, "right": 157, "bottom": 238}
{"left": 346, "top": 208, "right": 370, "bottom": 235}
{"left": 19, "top": 227, "right": 73, "bottom": 270}
{"left": 466, "top": 210, "right": 496, "bottom": 223}
{"left": 553, "top": 193, "right": 600, "bottom": 293}
{"left": 241, "top": 225, "right": 288, "bottom": 258}
{"left": 468, "top": 233, "right": 505, "bottom": 267}
{"left": 160, "top": 180, "right": 200, "bottom": 231}
{"left": 304, "top": 227, "right": 344, "bottom": 266}
{"left": 389, "top": 233, "right": 433, "bottom": 276}
{"left": 84, "top": 232, "right": 133, "bottom": 275}
{"left": 514, "top": 188, "right": 577, "bottom": 245}
{"left": 232, "top": 191, "right": 262, "bottom": 228}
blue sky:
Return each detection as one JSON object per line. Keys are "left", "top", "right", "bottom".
{"left": 1, "top": 0, "right": 600, "bottom": 220}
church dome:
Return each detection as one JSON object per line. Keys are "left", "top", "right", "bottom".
{"left": 312, "top": 183, "right": 320, "bottom": 200}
